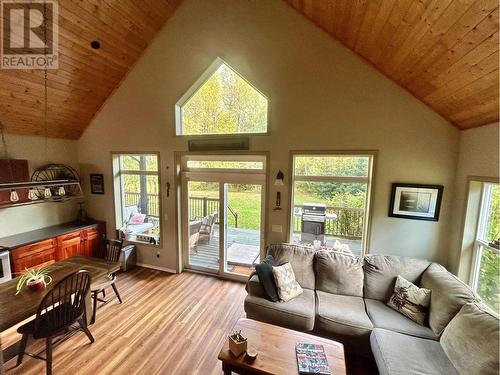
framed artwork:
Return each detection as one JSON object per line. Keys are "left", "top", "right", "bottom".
{"left": 389, "top": 183, "right": 443, "bottom": 221}
{"left": 90, "top": 174, "right": 104, "bottom": 194}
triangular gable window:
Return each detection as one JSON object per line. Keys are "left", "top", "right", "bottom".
{"left": 175, "top": 58, "right": 268, "bottom": 135}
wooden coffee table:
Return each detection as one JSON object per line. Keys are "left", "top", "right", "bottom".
{"left": 218, "top": 318, "right": 346, "bottom": 375}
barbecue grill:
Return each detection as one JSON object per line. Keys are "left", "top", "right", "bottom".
{"left": 301, "top": 203, "right": 327, "bottom": 243}
{"left": 299, "top": 203, "right": 338, "bottom": 244}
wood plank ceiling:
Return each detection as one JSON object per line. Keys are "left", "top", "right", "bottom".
{"left": 0, "top": 0, "right": 498, "bottom": 140}
{"left": 0, "top": 0, "right": 182, "bottom": 140}
{"left": 285, "top": 0, "right": 499, "bottom": 130}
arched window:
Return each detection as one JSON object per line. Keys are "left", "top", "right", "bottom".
{"left": 175, "top": 58, "right": 268, "bottom": 135}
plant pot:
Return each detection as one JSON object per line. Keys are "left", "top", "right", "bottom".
{"left": 27, "top": 277, "right": 46, "bottom": 292}
{"left": 228, "top": 335, "right": 247, "bottom": 357}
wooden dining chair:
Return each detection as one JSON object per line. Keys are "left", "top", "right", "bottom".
{"left": 16, "top": 270, "right": 94, "bottom": 375}
{"left": 91, "top": 239, "right": 123, "bottom": 324}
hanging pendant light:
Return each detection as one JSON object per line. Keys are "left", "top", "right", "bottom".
{"left": 44, "top": 187, "right": 52, "bottom": 198}
{"left": 10, "top": 190, "right": 19, "bottom": 202}
{"left": 58, "top": 186, "right": 65, "bottom": 196}
{"left": 28, "top": 188, "right": 38, "bottom": 200}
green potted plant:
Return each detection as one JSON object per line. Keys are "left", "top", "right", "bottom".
{"left": 16, "top": 266, "right": 53, "bottom": 295}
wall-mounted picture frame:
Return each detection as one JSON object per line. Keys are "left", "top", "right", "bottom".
{"left": 389, "top": 183, "right": 443, "bottom": 221}
{"left": 90, "top": 174, "right": 104, "bottom": 194}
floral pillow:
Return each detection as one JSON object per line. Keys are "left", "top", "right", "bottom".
{"left": 387, "top": 275, "right": 431, "bottom": 325}
{"left": 129, "top": 213, "right": 146, "bottom": 224}
{"left": 272, "top": 262, "right": 303, "bottom": 302}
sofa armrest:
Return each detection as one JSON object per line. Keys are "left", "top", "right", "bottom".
{"left": 246, "top": 274, "right": 267, "bottom": 299}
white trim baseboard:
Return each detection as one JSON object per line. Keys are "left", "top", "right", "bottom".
{"left": 136, "top": 262, "right": 177, "bottom": 274}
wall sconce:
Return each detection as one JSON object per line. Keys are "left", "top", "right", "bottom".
{"left": 274, "top": 170, "right": 284, "bottom": 210}
{"left": 274, "top": 170, "right": 284, "bottom": 186}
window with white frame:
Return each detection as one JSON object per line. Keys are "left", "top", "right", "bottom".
{"left": 175, "top": 58, "right": 268, "bottom": 135}
{"left": 112, "top": 153, "right": 161, "bottom": 246}
{"left": 471, "top": 182, "right": 499, "bottom": 310}
{"left": 290, "top": 153, "right": 375, "bottom": 255}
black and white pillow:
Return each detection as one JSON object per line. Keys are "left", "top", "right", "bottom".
{"left": 387, "top": 275, "right": 431, "bottom": 325}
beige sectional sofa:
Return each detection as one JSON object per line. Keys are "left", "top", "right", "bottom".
{"left": 244, "top": 244, "right": 500, "bottom": 375}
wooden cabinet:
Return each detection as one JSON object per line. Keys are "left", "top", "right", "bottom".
{"left": 56, "top": 231, "right": 82, "bottom": 260}
{"left": 10, "top": 224, "right": 104, "bottom": 274}
{"left": 11, "top": 239, "right": 57, "bottom": 275}
{"left": 82, "top": 227, "right": 101, "bottom": 257}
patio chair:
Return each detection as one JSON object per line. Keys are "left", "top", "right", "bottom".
{"left": 189, "top": 220, "right": 202, "bottom": 252}
{"left": 198, "top": 212, "right": 218, "bottom": 244}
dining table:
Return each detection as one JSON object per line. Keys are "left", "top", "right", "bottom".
{"left": 0, "top": 256, "right": 121, "bottom": 367}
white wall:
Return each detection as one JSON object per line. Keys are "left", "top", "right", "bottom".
{"left": 78, "top": 0, "right": 460, "bottom": 271}
{"left": 0, "top": 134, "right": 79, "bottom": 238}
{"left": 448, "top": 122, "right": 500, "bottom": 280}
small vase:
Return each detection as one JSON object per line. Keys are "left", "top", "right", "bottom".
{"left": 27, "top": 278, "right": 46, "bottom": 291}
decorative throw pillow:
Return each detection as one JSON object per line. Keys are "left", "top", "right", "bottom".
{"left": 255, "top": 255, "right": 279, "bottom": 302}
{"left": 387, "top": 275, "right": 431, "bottom": 325}
{"left": 129, "top": 213, "right": 146, "bottom": 224}
{"left": 272, "top": 262, "right": 303, "bottom": 302}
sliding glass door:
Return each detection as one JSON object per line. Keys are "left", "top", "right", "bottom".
{"left": 223, "top": 183, "right": 263, "bottom": 276}
{"left": 187, "top": 180, "right": 220, "bottom": 272}
{"left": 181, "top": 156, "right": 266, "bottom": 279}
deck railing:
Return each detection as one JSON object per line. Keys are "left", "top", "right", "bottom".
{"left": 188, "top": 196, "right": 239, "bottom": 227}
{"left": 293, "top": 205, "right": 364, "bottom": 240}
{"left": 124, "top": 192, "right": 363, "bottom": 238}
{"left": 124, "top": 192, "right": 160, "bottom": 218}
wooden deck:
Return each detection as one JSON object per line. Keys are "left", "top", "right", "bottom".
{"left": 292, "top": 233, "right": 362, "bottom": 255}
{"left": 189, "top": 226, "right": 260, "bottom": 274}
{"left": 188, "top": 226, "right": 362, "bottom": 276}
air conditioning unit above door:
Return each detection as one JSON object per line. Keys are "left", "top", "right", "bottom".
{"left": 188, "top": 137, "right": 250, "bottom": 152}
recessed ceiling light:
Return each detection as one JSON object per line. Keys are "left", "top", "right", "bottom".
{"left": 90, "top": 41, "right": 101, "bottom": 50}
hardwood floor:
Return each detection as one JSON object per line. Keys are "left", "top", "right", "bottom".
{"left": 2, "top": 268, "right": 246, "bottom": 374}
{"left": 2, "top": 267, "right": 377, "bottom": 374}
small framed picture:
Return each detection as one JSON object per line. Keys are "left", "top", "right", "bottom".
{"left": 389, "top": 183, "right": 443, "bottom": 221}
{"left": 90, "top": 174, "right": 104, "bottom": 194}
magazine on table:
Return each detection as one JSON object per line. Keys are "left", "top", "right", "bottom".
{"left": 295, "top": 343, "right": 331, "bottom": 374}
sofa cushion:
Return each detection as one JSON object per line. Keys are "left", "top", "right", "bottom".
{"left": 363, "top": 255, "right": 431, "bottom": 301}
{"left": 370, "top": 328, "right": 458, "bottom": 375}
{"left": 315, "top": 250, "right": 364, "bottom": 297}
{"left": 254, "top": 255, "right": 279, "bottom": 301}
{"left": 244, "top": 289, "right": 315, "bottom": 331}
{"left": 246, "top": 274, "right": 266, "bottom": 299}
{"left": 315, "top": 291, "right": 373, "bottom": 354}
{"left": 365, "top": 299, "right": 438, "bottom": 340}
{"left": 441, "top": 302, "right": 499, "bottom": 375}
{"left": 421, "top": 263, "right": 477, "bottom": 335}
{"left": 267, "top": 244, "right": 315, "bottom": 289}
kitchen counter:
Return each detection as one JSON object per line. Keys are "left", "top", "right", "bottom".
{"left": 0, "top": 221, "right": 105, "bottom": 250}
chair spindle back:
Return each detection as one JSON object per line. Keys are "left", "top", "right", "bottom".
{"left": 34, "top": 270, "right": 91, "bottom": 337}
{"left": 104, "top": 239, "right": 123, "bottom": 262}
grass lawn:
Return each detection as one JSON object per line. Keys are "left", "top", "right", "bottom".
{"left": 189, "top": 189, "right": 342, "bottom": 230}
{"left": 190, "top": 189, "right": 261, "bottom": 229}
